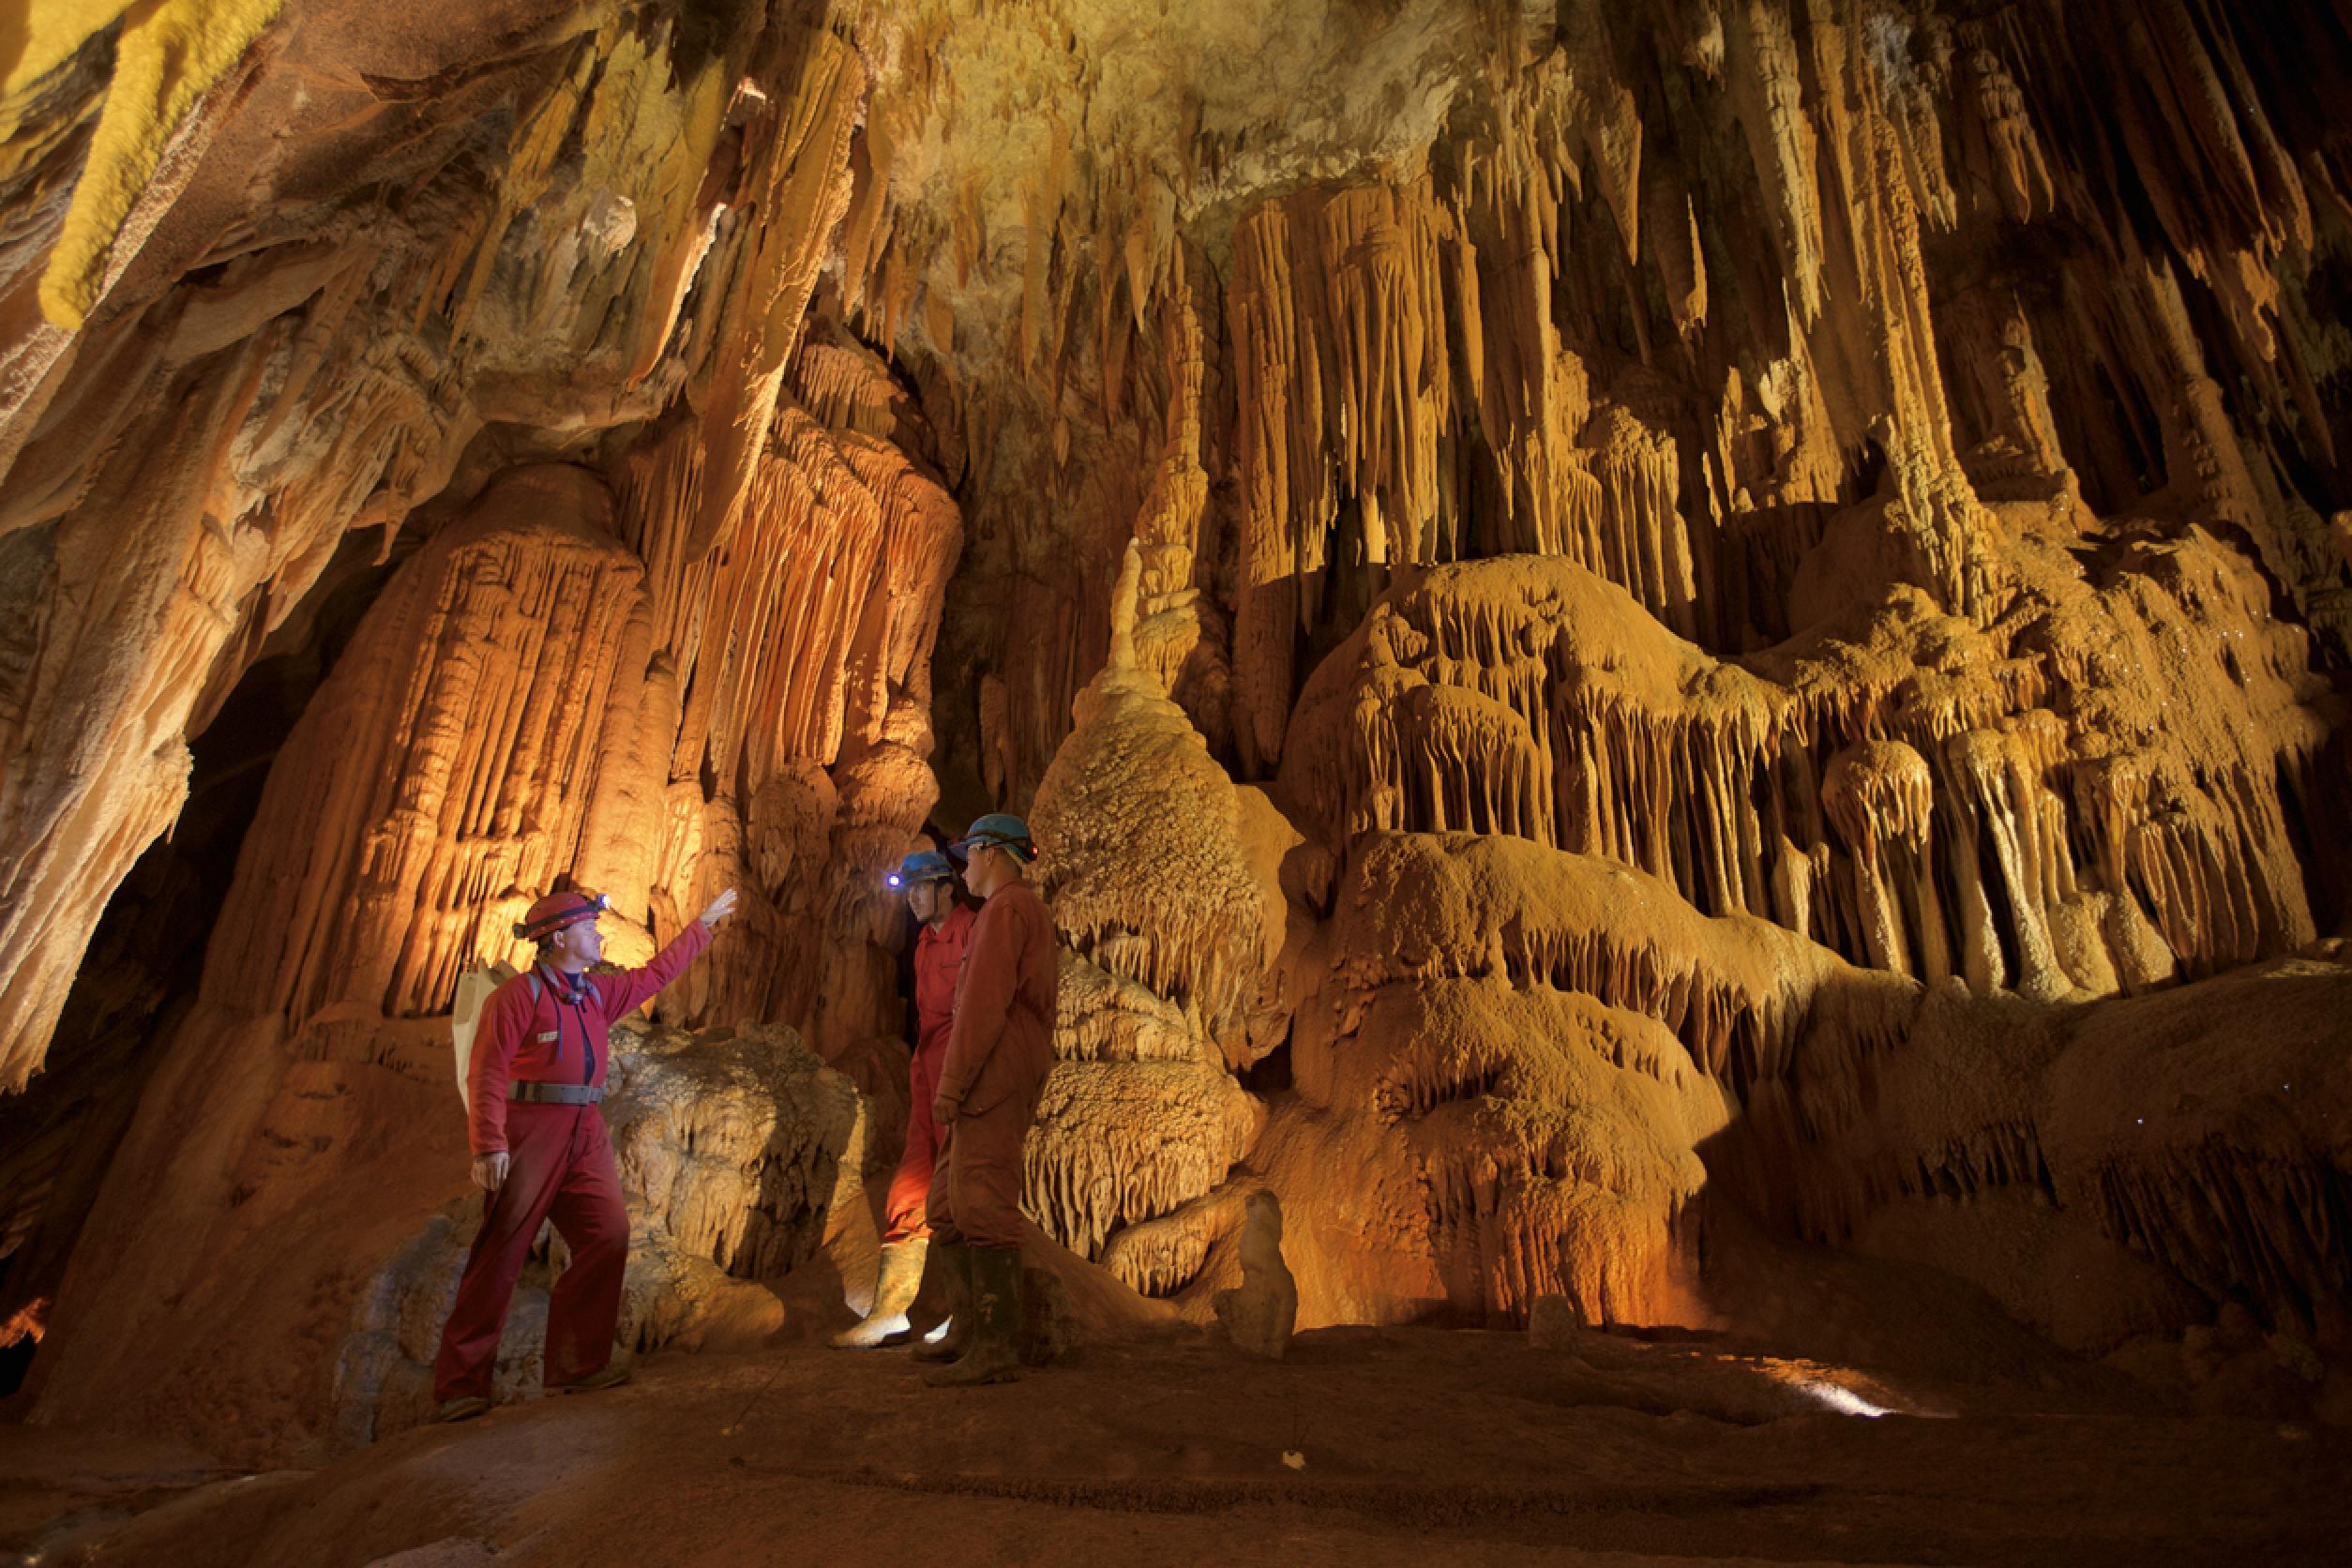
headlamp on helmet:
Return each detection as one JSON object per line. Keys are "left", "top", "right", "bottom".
{"left": 888, "top": 849, "right": 956, "bottom": 890}
{"left": 514, "top": 889, "right": 611, "bottom": 942}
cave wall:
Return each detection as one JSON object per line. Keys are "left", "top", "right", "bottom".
{"left": 0, "top": 0, "right": 2348, "bottom": 1450}
{"left": 872, "top": 0, "right": 2352, "bottom": 1330}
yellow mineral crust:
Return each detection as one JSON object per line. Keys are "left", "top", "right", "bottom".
{"left": 5, "top": 1, "right": 290, "bottom": 328}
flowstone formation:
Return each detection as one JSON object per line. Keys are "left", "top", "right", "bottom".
{"left": 1281, "top": 539, "right": 2329, "bottom": 1002}
{"left": 1, "top": 0, "right": 2349, "bottom": 1461}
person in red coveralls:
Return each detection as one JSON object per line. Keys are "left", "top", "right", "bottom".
{"left": 432, "top": 883, "right": 738, "bottom": 1423}
{"left": 832, "top": 848, "right": 977, "bottom": 1349}
{"left": 912, "top": 813, "right": 1060, "bottom": 1388}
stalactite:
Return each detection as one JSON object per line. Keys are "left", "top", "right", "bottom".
{"left": 1822, "top": 739, "right": 1940, "bottom": 982}
{"left": 1, "top": 0, "right": 2347, "bottom": 1440}
{"left": 1285, "top": 540, "right": 2329, "bottom": 1003}
{"left": 614, "top": 333, "right": 960, "bottom": 1040}
{"left": 1323, "top": 833, "right": 1877, "bottom": 1096}
{"left": 1735, "top": 948, "right": 2352, "bottom": 1336}
{"left": 0, "top": 5, "right": 878, "bottom": 1086}
{"left": 684, "top": 33, "right": 862, "bottom": 565}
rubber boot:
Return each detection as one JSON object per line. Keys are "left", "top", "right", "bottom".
{"left": 923, "top": 1245, "right": 1022, "bottom": 1387}
{"left": 910, "top": 1240, "right": 972, "bottom": 1363}
{"left": 882, "top": 1233, "right": 956, "bottom": 1347}
{"left": 832, "top": 1238, "right": 928, "bottom": 1349}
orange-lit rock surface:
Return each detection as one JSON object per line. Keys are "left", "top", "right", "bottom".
{"left": 0, "top": 0, "right": 2348, "bottom": 1529}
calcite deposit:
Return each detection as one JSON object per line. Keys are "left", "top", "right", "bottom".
{"left": 1, "top": 0, "right": 2348, "bottom": 1469}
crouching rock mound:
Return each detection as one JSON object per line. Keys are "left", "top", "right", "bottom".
{"left": 332, "top": 1018, "right": 869, "bottom": 1443}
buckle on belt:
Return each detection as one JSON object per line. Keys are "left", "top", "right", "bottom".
{"left": 509, "top": 1081, "right": 603, "bottom": 1106}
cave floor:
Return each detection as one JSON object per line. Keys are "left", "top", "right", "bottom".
{"left": 9, "top": 1324, "right": 2344, "bottom": 1565}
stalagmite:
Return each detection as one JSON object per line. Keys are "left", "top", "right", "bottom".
{"left": 1023, "top": 545, "right": 1276, "bottom": 1279}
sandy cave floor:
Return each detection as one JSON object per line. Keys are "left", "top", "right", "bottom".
{"left": 7, "top": 1324, "right": 2346, "bottom": 1566}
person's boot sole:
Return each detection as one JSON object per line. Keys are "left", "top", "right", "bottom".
{"left": 558, "top": 1368, "right": 633, "bottom": 1395}
{"left": 435, "top": 1396, "right": 491, "bottom": 1423}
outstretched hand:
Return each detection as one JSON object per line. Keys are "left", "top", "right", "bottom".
{"left": 699, "top": 887, "right": 740, "bottom": 928}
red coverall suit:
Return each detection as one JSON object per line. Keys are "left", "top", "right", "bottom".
{"left": 883, "top": 902, "right": 977, "bottom": 1242}
{"left": 927, "top": 882, "right": 1059, "bottom": 1248}
{"left": 432, "top": 920, "right": 712, "bottom": 1402}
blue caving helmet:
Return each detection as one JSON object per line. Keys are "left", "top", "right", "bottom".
{"left": 886, "top": 849, "right": 957, "bottom": 890}
{"left": 949, "top": 811, "right": 1038, "bottom": 862}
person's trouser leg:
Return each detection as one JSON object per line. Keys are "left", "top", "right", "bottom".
{"left": 542, "top": 1108, "right": 631, "bottom": 1389}
{"left": 882, "top": 1048, "right": 943, "bottom": 1243}
{"left": 921, "top": 1093, "right": 1035, "bottom": 1384}
{"left": 947, "top": 1094, "right": 1032, "bottom": 1250}
{"left": 433, "top": 1107, "right": 572, "bottom": 1403}
{"left": 925, "top": 1122, "right": 959, "bottom": 1244}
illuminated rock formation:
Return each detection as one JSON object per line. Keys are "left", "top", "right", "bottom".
{"left": 1025, "top": 546, "right": 1273, "bottom": 1284}
{"left": 0, "top": 6, "right": 879, "bottom": 1090}
{"left": 1, "top": 0, "right": 2347, "bottom": 1463}
{"left": 1268, "top": 831, "right": 1749, "bottom": 1326}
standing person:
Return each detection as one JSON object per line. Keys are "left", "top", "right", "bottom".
{"left": 832, "top": 848, "right": 977, "bottom": 1349}
{"left": 915, "top": 813, "right": 1059, "bottom": 1388}
{"left": 433, "top": 883, "right": 739, "bottom": 1423}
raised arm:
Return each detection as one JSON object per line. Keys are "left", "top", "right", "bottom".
{"left": 594, "top": 889, "right": 736, "bottom": 1018}
{"left": 596, "top": 919, "right": 713, "bottom": 1018}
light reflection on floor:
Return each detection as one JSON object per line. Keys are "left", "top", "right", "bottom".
{"left": 1797, "top": 1379, "right": 1893, "bottom": 1417}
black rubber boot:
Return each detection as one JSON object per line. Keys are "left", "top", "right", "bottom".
{"left": 910, "top": 1240, "right": 973, "bottom": 1364}
{"left": 923, "top": 1245, "right": 1022, "bottom": 1387}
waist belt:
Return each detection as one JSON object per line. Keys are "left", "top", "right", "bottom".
{"left": 509, "top": 1081, "right": 604, "bottom": 1106}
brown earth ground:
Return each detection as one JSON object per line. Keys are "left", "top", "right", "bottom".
{"left": 8, "top": 1314, "right": 2344, "bottom": 1566}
